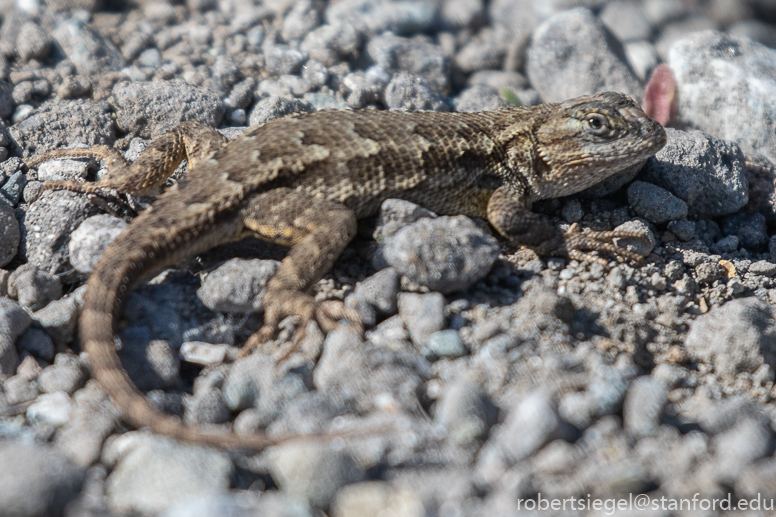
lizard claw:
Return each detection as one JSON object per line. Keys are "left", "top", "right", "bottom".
{"left": 563, "top": 223, "right": 648, "bottom": 265}
{"left": 238, "top": 290, "right": 363, "bottom": 359}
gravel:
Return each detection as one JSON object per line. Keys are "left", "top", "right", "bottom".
{"left": 3, "top": 0, "right": 776, "bottom": 514}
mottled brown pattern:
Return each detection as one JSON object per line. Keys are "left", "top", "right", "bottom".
{"left": 27, "top": 92, "right": 666, "bottom": 449}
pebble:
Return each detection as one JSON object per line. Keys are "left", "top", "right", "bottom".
{"left": 426, "top": 329, "right": 466, "bottom": 358}
{"left": 627, "top": 180, "right": 688, "bottom": 224}
{"left": 434, "top": 381, "right": 497, "bottom": 445}
{"left": 685, "top": 298, "right": 776, "bottom": 382}
{"left": 384, "top": 72, "right": 448, "bottom": 112}
{"left": 37, "top": 354, "right": 87, "bottom": 394}
{"left": 526, "top": 7, "right": 642, "bottom": 103}
{"left": 197, "top": 258, "right": 280, "bottom": 313}
{"left": 345, "top": 267, "right": 400, "bottom": 327}
{"left": 27, "top": 391, "right": 74, "bottom": 427}
{"left": 105, "top": 435, "right": 233, "bottom": 515}
{"left": 331, "top": 482, "right": 424, "bottom": 517}
{"left": 68, "top": 215, "right": 128, "bottom": 274}
{"left": 670, "top": 30, "right": 776, "bottom": 164}
{"left": 397, "top": 292, "right": 445, "bottom": 349}
{"left": 0, "top": 441, "right": 85, "bottom": 516}
{"left": 382, "top": 216, "right": 499, "bottom": 294}
{"left": 0, "top": 200, "right": 19, "bottom": 267}
{"left": 642, "top": 128, "right": 748, "bottom": 218}
{"left": 270, "top": 442, "right": 365, "bottom": 509}
{"left": 248, "top": 96, "right": 314, "bottom": 125}
{"left": 623, "top": 376, "right": 668, "bottom": 437}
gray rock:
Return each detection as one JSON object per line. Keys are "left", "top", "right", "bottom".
{"left": 713, "top": 418, "right": 771, "bottom": 479}
{"left": 16, "top": 21, "right": 50, "bottom": 61}
{"left": 8, "top": 264, "right": 63, "bottom": 311}
{"left": 0, "top": 80, "right": 13, "bottom": 119}
{"left": 4, "top": 372, "right": 40, "bottom": 405}
{"left": 52, "top": 17, "right": 125, "bottom": 76}
{"left": 222, "top": 352, "right": 274, "bottom": 412}
{"left": 17, "top": 327, "right": 55, "bottom": 362}
{"left": 282, "top": 0, "right": 322, "bottom": 41}
{"left": 694, "top": 261, "right": 726, "bottom": 284}
{"left": 118, "top": 334, "right": 180, "bottom": 391}
{"left": 669, "top": 31, "right": 776, "bottom": 164}
{"left": 427, "top": 329, "right": 466, "bottom": 358}
{"left": 0, "top": 440, "right": 85, "bottom": 516}
{"left": 22, "top": 190, "right": 101, "bottom": 277}
{"left": 163, "top": 492, "right": 315, "bottom": 517}
{"left": 623, "top": 376, "right": 667, "bottom": 437}
{"left": 497, "top": 392, "right": 568, "bottom": 463}
{"left": 384, "top": 72, "right": 448, "bottom": 112}
{"left": 455, "top": 27, "right": 510, "bottom": 73}
{"left": 249, "top": 96, "right": 314, "bottom": 126}
{"left": 32, "top": 286, "right": 85, "bottom": 348}
{"left": 748, "top": 260, "right": 776, "bottom": 278}
{"left": 345, "top": 268, "right": 400, "bottom": 327}
{"left": 301, "top": 92, "right": 349, "bottom": 110}
{"left": 434, "top": 381, "right": 497, "bottom": 445}
{"left": 264, "top": 45, "right": 308, "bottom": 76}
{"left": 384, "top": 215, "right": 499, "bottom": 294}
{"left": 397, "top": 292, "right": 445, "bottom": 349}
{"left": 1, "top": 170, "right": 27, "bottom": 206}
{"left": 599, "top": 1, "right": 653, "bottom": 42}
{"left": 467, "top": 70, "right": 528, "bottom": 92}
{"left": 68, "top": 215, "right": 128, "bottom": 274}
{"left": 526, "top": 7, "right": 642, "bottom": 103}
{"left": 438, "top": 0, "right": 485, "bottom": 29}
{"left": 325, "top": 0, "right": 437, "bottom": 36}
{"left": 667, "top": 219, "right": 695, "bottom": 241}
{"left": 685, "top": 298, "right": 776, "bottom": 381}
{"left": 27, "top": 391, "right": 74, "bottom": 427}
{"left": 185, "top": 388, "right": 231, "bottom": 425}
{"left": 106, "top": 435, "right": 233, "bottom": 515}
{"left": 34, "top": 156, "right": 90, "bottom": 182}
{"left": 624, "top": 40, "right": 660, "bottom": 81}
{"left": 300, "top": 24, "right": 360, "bottom": 65}
{"left": 0, "top": 200, "right": 19, "bottom": 267}
{"left": 54, "top": 392, "right": 118, "bottom": 467}
{"left": 0, "top": 334, "right": 17, "bottom": 376}
{"left": 367, "top": 32, "right": 449, "bottom": 92}
{"left": 341, "top": 71, "right": 384, "bottom": 109}
{"left": 373, "top": 198, "right": 436, "bottom": 242}
{"left": 454, "top": 84, "right": 509, "bottom": 112}
{"left": 9, "top": 98, "right": 114, "bottom": 156}
{"left": 627, "top": 181, "right": 688, "bottom": 223}
{"left": 722, "top": 212, "right": 768, "bottom": 251}
{"left": 642, "top": 128, "right": 748, "bottom": 218}
{"left": 37, "top": 355, "right": 86, "bottom": 394}
{"left": 112, "top": 80, "right": 223, "bottom": 139}
{"left": 270, "top": 442, "right": 364, "bottom": 508}
{"left": 197, "top": 258, "right": 280, "bottom": 313}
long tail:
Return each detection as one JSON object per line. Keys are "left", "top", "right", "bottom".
{"left": 79, "top": 209, "right": 282, "bottom": 449}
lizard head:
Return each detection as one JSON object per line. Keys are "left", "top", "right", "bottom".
{"left": 524, "top": 91, "right": 667, "bottom": 199}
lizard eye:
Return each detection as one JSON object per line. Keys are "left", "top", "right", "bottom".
{"left": 584, "top": 113, "right": 609, "bottom": 135}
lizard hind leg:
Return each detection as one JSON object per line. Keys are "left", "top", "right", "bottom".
{"left": 237, "top": 188, "right": 362, "bottom": 359}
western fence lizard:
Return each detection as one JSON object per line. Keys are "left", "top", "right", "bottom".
{"left": 25, "top": 91, "right": 667, "bottom": 449}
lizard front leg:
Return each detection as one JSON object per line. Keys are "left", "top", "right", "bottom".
{"left": 486, "top": 185, "right": 645, "bottom": 263}
{"left": 238, "top": 188, "right": 361, "bottom": 358}
{"left": 25, "top": 120, "right": 228, "bottom": 196}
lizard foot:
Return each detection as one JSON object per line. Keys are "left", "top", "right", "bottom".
{"left": 238, "top": 290, "right": 362, "bottom": 359}
{"left": 563, "top": 223, "right": 647, "bottom": 265}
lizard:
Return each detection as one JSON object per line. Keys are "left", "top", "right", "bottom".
{"left": 24, "top": 91, "right": 667, "bottom": 449}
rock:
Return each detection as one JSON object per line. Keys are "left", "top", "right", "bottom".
{"left": 7, "top": 264, "right": 63, "bottom": 311}
{"left": 106, "top": 435, "right": 233, "bottom": 515}
{"left": 454, "top": 84, "right": 509, "bottom": 112}
{"left": 367, "top": 32, "right": 449, "bottom": 92}
{"left": 301, "top": 24, "right": 360, "bottom": 65}
{"left": 497, "top": 392, "right": 569, "bottom": 463}
{"left": 685, "top": 298, "right": 776, "bottom": 381}
{"left": 382, "top": 216, "right": 499, "bottom": 294}
{"left": 112, "top": 80, "right": 223, "bottom": 138}
{"left": 37, "top": 354, "right": 87, "bottom": 394}
{"left": 163, "top": 492, "right": 315, "bottom": 517}
{"left": 526, "top": 7, "right": 642, "bottom": 103}
{"left": 270, "top": 442, "right": 364, "bottom": 509}
{"left": 197, "top": 258, "right": 280, "bottom": 313}
{"left": 427, "top": 329, "right": 466, "bottom": 358}
{"left": 27, "top": 391, "right": 74, "bottom": 427}
{"left": 373, "top": 199, "right": 436, "bottom": 242}
{"left": 9, "top": 98, "right": 114, "bottom": 157}
{"left": 263, "top": 45, "right": 308, "bottom": 75}
{"left": 642, "top": 128, "right": 748, "bottom": 218}
{"left": 669, "top": 31, "right": 776, "bottom": 164}
{"left": 331, "top": 482, "right": 424, "bottom": 517}
{"left": 599, "top": 1, "right": 653, "bottom": 42}
{"left": 248, "top": 96, "right": 314, "bottom": 126}
{"left": 52, "top": 16, "right": 124, "bottom": 75}
{"left": 32, "top": 286, "right": 85, "bottom": 347}
{"left": 17, "top": 327, "right": 55, "bottom": 362}
{"left": 0, "top": 440, "right": 85, "bottom": 516}
{"left": 345, "top": 268, "right": 400, "bottom": 327}
{"left": 22, "top": 190, "right": 102, "bottom": 277}
{"left": 0, "top": 200, "right": 19, "bottom": 267}
{"left": 68, "top": 215, "right": 128, "bottom": 274}
{"left": 325, "top": 0, "right": 437, "bottom": 36}
{"left": 623, "top": 376, "right": 668, "bottom": 437}
{"left": 627, "top": 180, "right": 688, "bottom": 223}
{"left": 384, "top": 72, "right": 448, "bottom": 112}
{"left": 721, "top": 212, "right": 768, "bottom": 251}
{"left": 397, "top": 292, "right": 445, "bottom": 349}
{"left": 434, "top": 381, "right": 497, "bottom": 445}
{"left": 118, "top": 334, "right": 180, "bottom": 391}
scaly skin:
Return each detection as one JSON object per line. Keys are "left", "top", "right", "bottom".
{"left": 27, "top": 92, "right": 667, "bottom": 449}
